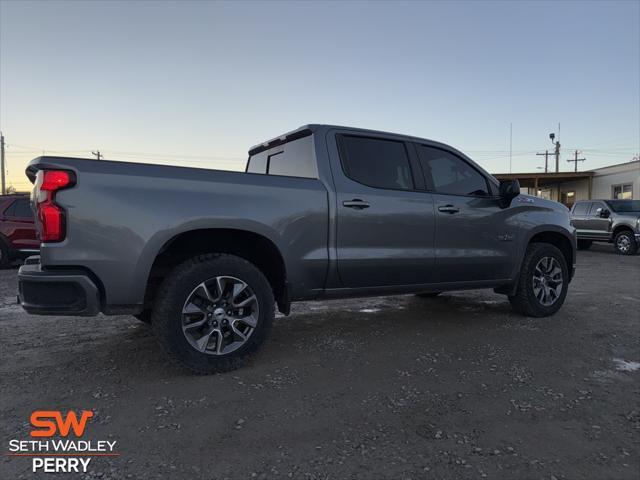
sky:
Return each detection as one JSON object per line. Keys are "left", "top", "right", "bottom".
{"left": 0, "top": 0, "right": 639, "bottom": 192}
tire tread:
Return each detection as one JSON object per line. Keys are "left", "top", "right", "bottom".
{"left": 508, "top": 243, "right": 568, "bottom": 318}
{"left": 151, "top": 253, "right": 274, "bottom": 374}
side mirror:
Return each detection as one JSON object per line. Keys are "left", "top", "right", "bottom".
{"left": 499, "top": 179, "right": 520, "bottom": 207}
{"left": 598, "top": 208, "right": 610, "bottom": 218}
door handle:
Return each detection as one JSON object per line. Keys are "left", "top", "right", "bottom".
{"left": 438, "top": 205, "right": 459, "bottom": 214}
{"left": 342, "top": 199, "right": 370, "bottom": 209}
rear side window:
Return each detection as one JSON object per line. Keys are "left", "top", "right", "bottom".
{"left": 246, "top": 135, "right": 316, "bottom": 178}
{"left": 338, "top": 135, "right": 413, "bottom": 190}
{"left": 3, "top": 201, "right": 16, "bottom": 216}
{"left": 246, "top": 151, "right": 268, "bottom": 174}
{"left": 572, "top": 202, "right": 589, "bottom": 215}
{"left": 417, "top": 145, "right": 489, "bottom": 196}
{"left": 4, "top": 199, "right": 33, "bottom": 218}
{"left": 14, "top": 199, "right": 33, "bottom": 218}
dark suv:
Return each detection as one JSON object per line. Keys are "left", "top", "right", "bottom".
{"left": 0, "top": 194, "right": 39, "bottom": 267}
{"left": 570, "top": 199, "right": 640, "bottom": 255}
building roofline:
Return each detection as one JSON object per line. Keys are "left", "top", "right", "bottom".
{"left": 493, "top": 171, "right": 594, "bottom": 178}
{"left": 591, "top": 159, "right": 639, "bottom": 171}
{"left": 494, "top": 160, "right": 638, "bottom": 177}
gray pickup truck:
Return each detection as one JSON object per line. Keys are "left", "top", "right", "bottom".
{"left": 19, "top": 125, "right": 576, "bottom": 373}
{"left": 570, "top": 199, "right": 640, "bottom": 255}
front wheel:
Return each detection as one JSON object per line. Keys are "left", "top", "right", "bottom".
{"left": 508, "top": 243, "right": 569, "bottom": 317}
{"left": 614, "top": 231, "right": 638, "bottom": 255}
{"left": 152, "top": 254, "right": 274, "bottom": 373}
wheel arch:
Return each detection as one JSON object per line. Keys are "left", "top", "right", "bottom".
{"left": 499, "top": 226, "right": 576, "bottom": 297}
{"left": 612, "top": 223, "right": 635, "bottom": 238}
{"left": 142, "top": 228, "right": 289, "bottom": 315}
{"left": 527, "top": 229, "right": 575, "bottom": 275}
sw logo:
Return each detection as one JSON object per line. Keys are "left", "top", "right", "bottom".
{"left": 7, "top": 410, "right": 118, "bottom": 474}
{"left": 30, "top": 410, "right": 94, "bottom": 437}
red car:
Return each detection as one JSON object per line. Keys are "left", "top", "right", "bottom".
{"left": 0, "top": 194, "right": 39, "bottom": 267}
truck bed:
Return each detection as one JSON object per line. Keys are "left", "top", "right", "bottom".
{"left": 26, "top": 156, "right": 329, "bottom": 311}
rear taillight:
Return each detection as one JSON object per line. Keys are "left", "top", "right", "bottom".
{"left": 35, "top": 170, "right": 75, "bottom": 242}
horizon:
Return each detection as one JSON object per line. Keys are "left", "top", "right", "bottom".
{"left": 1, "top": 0, "right": 639, "bottom": 191}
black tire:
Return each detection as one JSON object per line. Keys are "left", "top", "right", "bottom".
{"left": 133, "top": 311, "right": 152, "bottom": 324}
{"left": 415, "top": 291, "right": 442, "bottom": 298}
{"left": 508, "top": 243, "right": 569, "bottom": 317}
{"left": 0, "top": 241, "right": 9, "bottom": 268}
{"left": 152, "top": 253, "right": 274, "bottom": 374}
{"left": 577, "top": 240, "right": 592, "bottom": 250}
{"left": 614, "top": 230, "right": 638, "bottom": 255}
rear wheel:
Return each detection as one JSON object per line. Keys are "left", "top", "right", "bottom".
{"left": 152, "top": 254, "right": 274, "bottom": 374}
{"left": 614, "top": 230, "right": 637, "bottom": 255}
{"left": 577, "top": 239, "right": 592, "bottom": 250}
{"left": 508, "top": 243, "right": 569, "bottom": 317}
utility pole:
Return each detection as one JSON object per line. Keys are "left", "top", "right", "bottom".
{"left": 536, "top": 150, "right": 550, "bottom": 173}
{"left": 0, "top": 132, "right": 5, "bottom": 195}
{"left": 549, "top": 131, "right": 561, "bottom": 172}
{"left": 567, "top": 150, "right": 586, "bottom": 172}
{"left": 91, "top": 150, "right": 102, "bottom": 160}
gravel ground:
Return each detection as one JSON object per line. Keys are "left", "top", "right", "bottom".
{"left": 1, "top": 244, "right": 639, "bottom": 480}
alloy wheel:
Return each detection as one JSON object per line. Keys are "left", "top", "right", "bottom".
{"left": 616, "top": 235, "right": 631, "bottom": 253}
{"left": 532, "top": 256, "right": 563, "bottom": 306}
{"left": 181, "top": 276, "right": 259, "bottom": 355}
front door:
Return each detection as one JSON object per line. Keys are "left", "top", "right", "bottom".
{"left": 415, "top": 143, "right": 516, "bottom": 282}
{"left": 584, "top": 201, "right": 612, "bottom": 239}
{"left": 329, "top": 133, "right": 436, "bottom": 287}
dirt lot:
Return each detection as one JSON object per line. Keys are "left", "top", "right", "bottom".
{"left": 1, "top": 245, "right": 638, "bottom": 480}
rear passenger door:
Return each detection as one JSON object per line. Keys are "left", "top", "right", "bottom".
{"left": 329, "top": 133, "right": 436, "bottom": 287}
{"left": 415, "top": 144, "right": 516, "bottom": 283}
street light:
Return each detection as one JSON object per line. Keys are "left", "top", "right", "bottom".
{"left": 549, "top": 132, "right": 561, "bottom": 172}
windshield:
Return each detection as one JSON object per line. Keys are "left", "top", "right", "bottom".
{"left": 606, "top": 200, "right": 640, "bottom": 213}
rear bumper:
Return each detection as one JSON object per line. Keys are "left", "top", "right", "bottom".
{"left": 18, "top": 256, "right": 100, "bottom": 316}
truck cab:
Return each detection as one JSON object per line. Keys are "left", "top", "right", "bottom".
{"left": 571, "top": 199, "right": 640, "bottom": 254}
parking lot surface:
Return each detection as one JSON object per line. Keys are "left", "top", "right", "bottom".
{"left": 1, "top": 245, "right": 639, "bottom": 480}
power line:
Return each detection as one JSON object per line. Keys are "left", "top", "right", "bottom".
{"left": 566, "top": 150, "right": 586, "bottom": 172}
{"left": 536, "top": 150, "right": 550, "bottom": 173}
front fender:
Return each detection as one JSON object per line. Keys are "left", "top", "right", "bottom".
{"left": 505, "top": 202, "right": 576, "bottom": 293}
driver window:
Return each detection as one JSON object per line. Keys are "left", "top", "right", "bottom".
{"left": 417, "top": 145, "right": 489, "bottom": 196}
{"left": 589, "top": 202, "right": 605, "bottom": 215}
